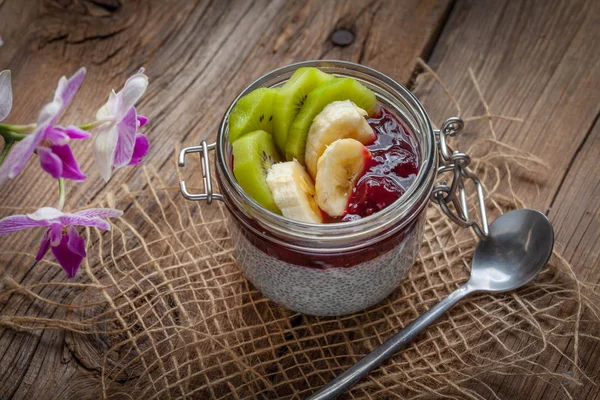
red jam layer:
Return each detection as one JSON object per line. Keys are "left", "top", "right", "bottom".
{"left": 329, "top": 106, "right": 420, "bottom": 222}
{"left": 230, "top": 207, "right": 421, "bottom": 269}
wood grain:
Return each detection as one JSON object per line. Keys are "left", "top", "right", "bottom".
{"left": 0, "top": 0, "right": 453, "bottom": 398}
{"left": 543, "top": 114, "right": 600, "bottom": 400}
{"left": 414, "top": 0, "right": 600, "bottom": 210}
{"left": 411, "top": 0, "right": 600, "bottom": 398}
{"left": 549, "top": 118, "right": 600, "bottom": 285}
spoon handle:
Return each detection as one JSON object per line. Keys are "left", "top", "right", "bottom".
{"left": 308, "top": 283, "right": 476, "bottom": 400}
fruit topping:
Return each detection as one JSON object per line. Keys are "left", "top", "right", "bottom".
{"left": 228, "top": 88, "right": 277, "bottom": 143}
{"left": 232, "top": 130, "right": 281, "bottom": 213}
{"left": 227, "top": 68, "right": 417, "bottom": 224}
{"left": 304, "top": 100, "right": 375, "bottom": 179}
{"left": 273, "top": 67, "right": 334, "bottom": 152}
{"left": 266, "top": 160, "right": 322, "bottom": 223}
{"left": 285, "top": 78, "right": 377, "bottom": 164}
{"left": 315, "top": 138, "right": 371, "bottom": 217}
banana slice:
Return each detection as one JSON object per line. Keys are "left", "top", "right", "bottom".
{"left": 305, "top": 100, "right": 375, "bottom": 179}
{"left": 266, "top": 161, "right": 323, "bottom": 223}
{"left": 316, "top": 138, "right": 371, "bottom": 217}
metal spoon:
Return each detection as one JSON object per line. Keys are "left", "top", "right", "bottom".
{"left": 308, "top": 209, "right": 554, "bottom": 400}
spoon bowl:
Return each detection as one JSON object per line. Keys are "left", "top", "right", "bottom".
{"left": 469, "top": 209, "right": 554, "bottom": 292}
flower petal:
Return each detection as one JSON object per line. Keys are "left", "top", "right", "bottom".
{"left": 67, "top": 226, "right": 86, "bottom": 258}
{"left": 113, "top": 107, "right": 137, "bottom": 167}
{"left": 50, "top": 223, "right": 63, "bottom": 246}
{"left": 0, "top": 127, "right": 44, "bottom": 184}
{"left": 0, "top": 70, "right": 12, "bottom": 122}
{"left": 93, "top": 123, "right": 119, "bottom": 181}
{"left": 38, "top": 146, "right": 63, "bottom": 180}
{"left": 44, "top": 127, "right": 71, "bottom": 145}
{"left": 51, "top": 233, "right": 84, "bottom": 278}
{"left": 38, "top": 68, "right": 86, "bottom": 125}
{"left": 137, "top": 114, "right": 148, "bottom": 128}
{"left": 37, "top": 101, "right": 62, "bottom": 127}
{"left": 36, "top": 229, "right": 52, "bottom": 261}
{"left": 51, "top": 144, "right": 86, "bottom": 181}
{"left": 59, "top": 215, "right": 111, "bottom": 231}
{"left": 0, "top": 214, "right": 47, "bottom": 235}
{"left": 96, "top": 91, "right": 118, "bottom": 121}
{"left": 116, "top": 72, "right": 148, "bottom": 121}
{"left": 27, "top": 207, "right": 65, "bottom": 221}
{"left": 59, "top": 68, "right": 86, "bottom": 108}
{"left": 27, "top": 207, "right": 67, "bottom": 222}
{"left": 38, "top": 68, "right": 85, "bottom": 126}
{"left": 73, "top": 208, "right": 123, "bottom": 219}
{"left": 64, "top": 125, "right": 92, "bottom": 140}
{"left": 128, "top": 134, "right": 149, "bottom": 166}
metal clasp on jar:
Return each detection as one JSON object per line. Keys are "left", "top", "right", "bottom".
{"left": 178, "top": 140, "right": 223, "bottom": 204}
{"left": 432, "top": 117, "right": 489, "bottom": 240}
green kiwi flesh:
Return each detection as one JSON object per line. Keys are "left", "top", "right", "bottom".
{"left": 228, "top": 88, "right": 277, "bottom": 143}
{"left": 272, "top": 67, "right": 334, "bottom": 152}
{"left": 232, "top": 130, "right": 281, "bottom": 213}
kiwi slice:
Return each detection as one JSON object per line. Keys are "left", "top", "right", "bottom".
{"left": 285, "top": 78, "right": 377, "bottom": 164}
{"left": 228, "top": 88, "right": 277, "bottom": 143}
{"left": 232, "top": 130, "right": 281, "bottom": 213}
{"left": 272, "top": 68, "right": 334, "bottom": 152}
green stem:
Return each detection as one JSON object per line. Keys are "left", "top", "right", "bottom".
{"left": 57, "top": 178, "right": 66, "bottom": 210}
{"left": 79, "top": 117, "right": 113, "bottom": 131}
{"left": 0, "top": 128, "right": 28, "bottom": 142}
{"left": 0, "top": 123, "right": 37, "bottom": 134}
{"left": 78, "top": 122, "right": 95, "bottom": 131}
{"left": 0, "top": 140, "right": 13, "bottom": 164}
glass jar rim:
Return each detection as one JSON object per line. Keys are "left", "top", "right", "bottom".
{"left": 215, "top": 60, "right": 437, "bottom": 252}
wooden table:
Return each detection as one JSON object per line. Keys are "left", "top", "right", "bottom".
{"left": 0, "top": 0, "right": 598, "bottom": 398}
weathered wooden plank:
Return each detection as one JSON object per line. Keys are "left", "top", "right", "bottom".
{"left": 414, "top": 0, "right": 600, "bottom": 209}
{"left": 411, "top": 0, "right": 600, "bottom": 398}
{"left": 537, "top": 118, "right": 600, "bottom": 400}
{"left": 547, "top": 119, "right": 600, "bottom": 285}
{"left": 0, "top": 0, "right": 453, "bottom": 397}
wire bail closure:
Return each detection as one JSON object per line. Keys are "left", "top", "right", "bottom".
{"left": 432, "top": 117, "right": 489, "bottom": 240}
{"left": 178, "top": 141, "right": 223, "bottom": 204}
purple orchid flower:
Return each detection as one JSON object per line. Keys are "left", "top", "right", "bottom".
{"left": 94, "top": 68, "right": 149, "bottom": 181}
{"left": 0, "top": 68, "right": 90, "bottom": 185}
{"left": 0, "top": 206, "right": 122, "bottom": 278}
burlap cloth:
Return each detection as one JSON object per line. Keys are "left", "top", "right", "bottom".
{"left": 1, "top": 61, "right": 598, "bottom": 399}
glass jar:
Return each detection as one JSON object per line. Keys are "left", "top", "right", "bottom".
{"left": 178, "top": 61, "right": 487, "bottom": 316}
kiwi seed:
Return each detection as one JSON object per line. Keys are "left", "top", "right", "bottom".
{"left": 261, "top": 151, "right": 275, "bottom": 174}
